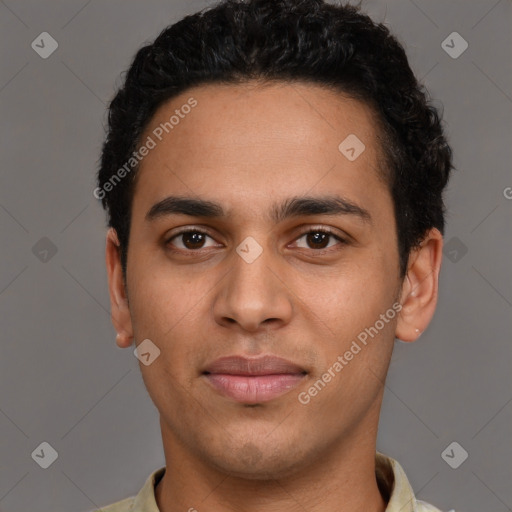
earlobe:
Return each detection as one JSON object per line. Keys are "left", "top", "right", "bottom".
{"left": 116, "top": 331, "right": 133, "bottom": 349}
{"left": 106, "top": 228, "right": 134, "bottom": 348}
{"left": 395, "top": 228, "right": 443, "bottom": 343}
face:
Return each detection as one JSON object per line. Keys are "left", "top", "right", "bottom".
{"left": 112, "top": 81, "right": 406, "bottom": 479}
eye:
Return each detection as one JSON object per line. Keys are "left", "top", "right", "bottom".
{"left": 165, "top": 226, "right": 347, "bottom": 255}
{"left": 166, "top": 229, "right": 219, "bottom": 251}
{"left": 292, "top": 228, "right": 347, "bottom": 251}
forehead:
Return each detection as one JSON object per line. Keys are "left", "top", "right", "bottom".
{"left": 132, "top": 81, "right": 389, "bottom": 217}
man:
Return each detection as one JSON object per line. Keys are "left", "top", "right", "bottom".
{"left": 94, "top": 0, "right": 454, "bottom": 510}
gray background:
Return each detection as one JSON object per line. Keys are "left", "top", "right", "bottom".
{"left": 0, "top": 0, "right": 511, "bottom": 511}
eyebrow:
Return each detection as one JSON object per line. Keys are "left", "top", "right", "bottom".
{"left": 145, "top": 194, "right": 372, "bottom": 225}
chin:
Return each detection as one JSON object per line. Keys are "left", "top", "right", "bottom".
{"left": 205, "top": 438, "right": 310, "bottom": 480}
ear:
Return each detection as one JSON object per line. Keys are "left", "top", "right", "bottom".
{"left": 106, "top": 228, "right": 134, "bottom": 348}
{"left": 395, "top": 228, "right": 443, "bottom": 342}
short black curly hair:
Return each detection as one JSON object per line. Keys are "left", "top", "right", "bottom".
{"left": 96, "top": 0, "right": 453, "bottom": 280}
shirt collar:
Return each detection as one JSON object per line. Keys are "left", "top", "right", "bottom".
{"left": 376, "top": 451, "right": 423, "bottom": 511}
{"left": 131, "top": 452, "right": 428, "bottom": 512}
{"left": 131, "top": 465, "right": 164, "bottom": 512}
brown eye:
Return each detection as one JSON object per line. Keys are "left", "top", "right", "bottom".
{"left": 294, "top": 229, "right": 346, "bottom": 251}
{"left": 305, "top": 231, "right": 330, "bottom": 249}
{"left": 166, "top": 230, "right": 217, "bottom": 251}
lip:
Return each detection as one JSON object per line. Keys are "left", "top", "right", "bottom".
{"left": 202, "top": 355, "right": 307, "bottom": 404}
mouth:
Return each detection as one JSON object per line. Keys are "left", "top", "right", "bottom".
{"left": 202, "top": 355, "right": 308, "bottom": 404}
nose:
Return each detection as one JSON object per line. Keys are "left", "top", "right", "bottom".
{"left": 212, "top": 241, "right": 294, "bottom": 333}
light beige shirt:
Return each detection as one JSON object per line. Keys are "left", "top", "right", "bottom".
{"left": 95, "top": 452, "right": 445, "bottom": 512}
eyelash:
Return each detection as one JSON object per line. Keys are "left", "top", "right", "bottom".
{"left": 164, "top": 227, "right": 348, "bottom": 255}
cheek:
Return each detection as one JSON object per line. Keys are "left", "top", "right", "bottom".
{"left": 127, "top": 263, "right": 210, "bottom": 372}
{"left": 295, "top": 253, "right": 397, "bottom": 336}
{"left": 127, "top": 261, "right": 205, "bottom": 338}
{"left": 129, "top": 277, "right": 205, "bottom": 406}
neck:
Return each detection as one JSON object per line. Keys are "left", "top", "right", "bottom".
{"left": 155, "top": 415, "right": 387, "bottom": 512}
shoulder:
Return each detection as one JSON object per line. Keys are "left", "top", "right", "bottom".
{"left": 377, "top": 452, "right": 454, "bottom": 512}
{"left": 415, "top": 499, "right": 445, "bottom": 511}
{"left": 94, "top": 496, "right": 135, "bottom": 511}
{"left": 92, "top": 466, "right": 165, "bottom": 512}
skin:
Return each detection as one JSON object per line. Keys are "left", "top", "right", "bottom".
{"left": 106, "top": 81, "right": 443, "bottom": 512}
